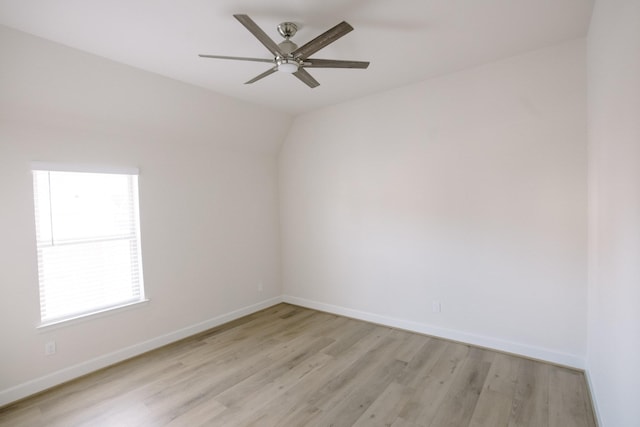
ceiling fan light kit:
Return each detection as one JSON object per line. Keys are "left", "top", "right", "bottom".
{"left": 277, "top": 57, "right": 299, "bottom": 73}
{"left": 199, "top": 14, "right": 370, "bottom": 88}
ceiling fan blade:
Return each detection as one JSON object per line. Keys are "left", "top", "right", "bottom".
{"left": 302, "top": 58, "right": 369, "bottom": 69}
{"left": 199, "top": 54, "right": 274, "bottom": 64}
{"left": 293, "top": 21, "right": 354, "bottom": 60}
{"left": 234, "top": 14, "right": 284, "bottom": 57}
{"left": 245, "top": 66, "right": 278, "bottom": 84}
{"left": 293, "top": 68, "right": 320, "bottom": 88}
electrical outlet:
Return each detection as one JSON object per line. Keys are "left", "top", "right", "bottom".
{"left": 432, "top": 301, "right": 441, "bottom": 313}
{"left": 45, "top": 341, "right": 56, "bottom": 356}
{"left": 258, "top": 282, "right": 264, "bottom": 292}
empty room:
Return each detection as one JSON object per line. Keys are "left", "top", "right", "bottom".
{"left": 0, "top": 0, "right": 638, "bottom": 426}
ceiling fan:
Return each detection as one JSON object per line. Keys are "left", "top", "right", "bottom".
{"left": 199, "top": 14, "right": 370, "bottom": 88}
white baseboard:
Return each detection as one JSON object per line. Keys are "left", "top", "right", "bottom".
{"left": 0, "top": 296, "right": 283, "bottom": 407}
{"left": 584, "top": 368, "right": 603, "bottom": 426}
{"left": 282, "top": 295, "right": 585, "bottom": 369}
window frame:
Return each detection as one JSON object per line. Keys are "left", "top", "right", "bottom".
{"left": 31, "top": 163, "right": 147, "bottom": 328}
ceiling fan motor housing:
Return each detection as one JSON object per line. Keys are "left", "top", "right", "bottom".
{"left": 278, "top": 39, "right": 298, "bottom": 55}
{"left": 277, "top": 31, "right": 299, "bottom": 73}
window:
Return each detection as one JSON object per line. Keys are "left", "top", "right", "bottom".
{"left": 32, "top": 165, "right": 145, "bottom": 325}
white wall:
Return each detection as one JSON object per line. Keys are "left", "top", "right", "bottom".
{"left": 587, "top": 0, "right": 640, "bottom": 425}
{"left": 280, "top": 39, "right": 588, "bottom": 367}
{"left": 0, "top": 26, "right": 291, "bottom": 404}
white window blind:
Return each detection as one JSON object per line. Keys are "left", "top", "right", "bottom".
{"left": 32, "top": 168, "right": 145, "bottom": 324}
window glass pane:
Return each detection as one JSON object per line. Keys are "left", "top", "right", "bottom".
{"left": 48, "top": 172, "right": 134, "bottom": 243}
{"left": 39, "top": 239, "right": 140, "bottom": 320}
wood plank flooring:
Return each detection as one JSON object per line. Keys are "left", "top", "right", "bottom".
{"left": 0, "top": 304, "right": 597, "bottom": 426}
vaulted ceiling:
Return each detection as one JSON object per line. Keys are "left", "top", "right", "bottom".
{"left": 0, "top": 0, "right": 593, "bottom": 114}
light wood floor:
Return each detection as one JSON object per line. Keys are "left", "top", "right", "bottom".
{"left": 0, "top": 304, "right": 596, "bottom": 427}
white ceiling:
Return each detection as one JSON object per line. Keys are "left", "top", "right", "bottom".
{"left": 0, "top": 0, "right": 593, "bottom": 115}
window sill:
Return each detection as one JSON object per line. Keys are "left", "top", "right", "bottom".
{"left": 37, "top": 299, "right": 150, "bottom": 332}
